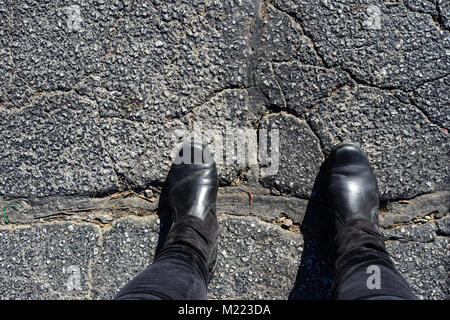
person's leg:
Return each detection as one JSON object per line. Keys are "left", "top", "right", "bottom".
{"left": 327, "top": 143, "right": 416, "bottom": 300}
{"left": 115, "top": 141, "right": 219, "bottom": 300}
{"left": 332, "top": 219, "right": 416, "bottom": 300}
{"left": 115, "top": 244, "right": 208, "bottom": 300}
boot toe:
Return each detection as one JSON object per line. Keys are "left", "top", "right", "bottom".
{"left": 328, "top": 142, "right": 370, "bottom": 168}
{"left": 327, "top": 142, "right": 380, "bottom": 229}
{"left": 174, "top": 140, "right": 215, "bottom": 165}
{"left": 168, "top": 140, "right": 218, "bottom": 221}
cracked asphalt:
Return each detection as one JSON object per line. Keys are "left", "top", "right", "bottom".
{"left": 0, "top": 0, "right": 448, "bottom": 299}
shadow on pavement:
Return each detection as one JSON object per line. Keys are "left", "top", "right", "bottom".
{"left": 288, "top": 162, "right": 336, "bottom": 300}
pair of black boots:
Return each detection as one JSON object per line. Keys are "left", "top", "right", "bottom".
{"left": 157, "top": 141, "right": 380, "bottom": 282}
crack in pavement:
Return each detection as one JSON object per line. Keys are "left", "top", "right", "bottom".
{"left": 270, "top": 1, "right": 449, "bottom": 92}
{"left": 1, "top": 188, "right": 448, "bottom": 233}
{"left": 400, "top": 0, "right": 449, "bottom": 32}
{"left": 267, "top": 2, "right": 325, "bottom": 67}
{"left": 392, "top": 91, "right": 449, "bottom": 131}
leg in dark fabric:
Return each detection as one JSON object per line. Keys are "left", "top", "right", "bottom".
{"left": 332, "top": 219, "right": 416, "bottom": 300}
{"left": 114, "top": 141, "right": 219, "bottom": 300}
{"left": 115, "top": 244, "right": 209, "bottom": 300}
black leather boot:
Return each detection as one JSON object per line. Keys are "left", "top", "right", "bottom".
{"left": 328, "top": 143, "right": 417, "bottom": 300}
{"left": 327, "top": 142, "right": 380, "bottom": 235}
{"left": 156, "top": 141, "right": 219, "bottom": 281}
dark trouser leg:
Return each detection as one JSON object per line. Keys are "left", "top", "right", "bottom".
{"left": 115, "top": 244, "right": 209, "bottom": 300}
{"left": 332, "top": 219, "right": 416, "bottom": 300}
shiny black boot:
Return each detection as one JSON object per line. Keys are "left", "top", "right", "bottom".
{"left": 156, "top": 141, "right": 219, "bottom": 281}
{"left": 327, "top": 142, "right": 380, "bottom": 235}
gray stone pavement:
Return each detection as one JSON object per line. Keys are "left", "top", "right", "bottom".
{"left": 0, "top": 0, "right": 448, "bottom": 299}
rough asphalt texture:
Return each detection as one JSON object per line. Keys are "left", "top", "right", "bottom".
{"left": 0, "top": 0, "right": 448, "bottom": 299}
